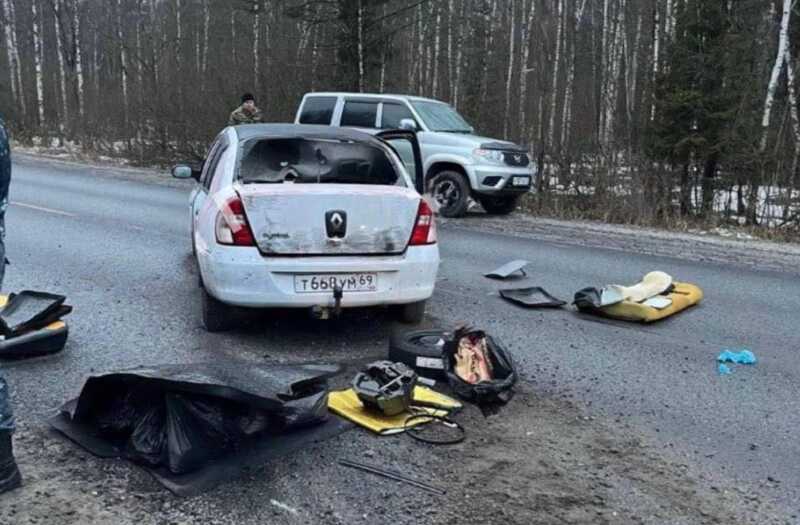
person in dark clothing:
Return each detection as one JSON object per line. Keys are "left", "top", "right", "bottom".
{"left": 0, "top": 117, "right": 10, "bottom": 289}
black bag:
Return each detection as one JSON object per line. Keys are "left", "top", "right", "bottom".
{"left": 56, "top": 363, "right": 336, "bottom": 475}
{"left": 573, "top": 287, "right": 603, "bottom": 312}
{"left": 0, "top": 375, "right": 21, "bottom": 494}
{"left": 442, "top": 328, "right": 517, "bottom": 405}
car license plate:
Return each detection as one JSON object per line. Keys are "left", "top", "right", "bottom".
{"left": 512, "top": 176, "right": 530, "bottom": 187}
{"left": 294, "top": 273, "right": 378, "bottom": 293}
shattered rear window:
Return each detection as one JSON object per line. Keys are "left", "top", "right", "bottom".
{"left": 237, "top": 138, "right": 406, "bottom": 187}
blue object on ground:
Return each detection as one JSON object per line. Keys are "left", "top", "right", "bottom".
{"left": 718, "top": 364, "right": 732, "bottom": 375}
{"left": 717, "top": 349, "right": 757, "bottom": 365}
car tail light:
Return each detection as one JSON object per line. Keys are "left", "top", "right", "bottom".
{"left": 409, "top": 199, "right": 437, "bottom": 246}
{"left": 215, "top": 195, "right": 255, "bottom": 246}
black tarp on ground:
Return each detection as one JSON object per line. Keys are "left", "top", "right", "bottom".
{"left": 0, "top": 374, "right": 22, "bottom": 494}
{"left": 49, "top": 362, "right": 351, "bottom": 496}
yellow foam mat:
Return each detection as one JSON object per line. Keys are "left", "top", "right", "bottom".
{"left": 328, "top": 385, "right": 462, "bottom": 435}
{"left": 0, "top": 294, "right": 66, "bottom": 331}
{"left": 598, "top": 282, "right": 703, "bottom": 323}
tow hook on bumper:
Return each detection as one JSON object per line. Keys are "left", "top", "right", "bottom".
{"left": 310, "top": 285, "right": 344, "bottom": 320}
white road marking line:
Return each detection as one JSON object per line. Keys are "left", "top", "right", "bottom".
{"left": 11, "top": 201, "right": 76, "bottom": 217}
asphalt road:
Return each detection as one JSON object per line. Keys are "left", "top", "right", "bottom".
{"left": 3, "top": 155, "right": 799, "bottom": 520}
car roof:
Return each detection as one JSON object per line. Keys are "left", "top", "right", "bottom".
{"left": 303, "top": 92, "right": 446, "bottom": 104}
{"left": 232, "top": 123, "right": 386, "bottom": 144}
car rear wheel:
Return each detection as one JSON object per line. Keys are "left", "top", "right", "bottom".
{"left": 479, "top": 195, "right": 520, "bottom": 215}
{"left": 201, "top": 287, "right": 238, "bottom": 332}
{"left": 431, "top": 171, "right": 470, "bottom": 218}
{"left": 396, "top": 300, "right": 427, "bottom": 324}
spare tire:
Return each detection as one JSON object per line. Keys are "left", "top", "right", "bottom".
{"left": 389, "top": 329, "right": 450, "bottom": 380}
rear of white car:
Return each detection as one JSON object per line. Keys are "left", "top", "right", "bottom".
{"left": 185, "top": 124, "right": 439, "bottom": 331}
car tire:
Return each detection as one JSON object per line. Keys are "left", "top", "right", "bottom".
{"left": 396, "top": 300, "right": 427, "bottom": 324}
{"left": 201, "top": 287, "right": 238, "bottom": 332}
{"left": 431, "top": 171, "right": 470, "bottom": 218}
{"left": 479, "top": 195, "right": 520, "bottom": 215}
{"left": 388, "top": 329, "right": 449, "bottom": 379}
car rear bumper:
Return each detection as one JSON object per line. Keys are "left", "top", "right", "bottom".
{"left": 198, "top": 244, "right": 440, "bottom": 308}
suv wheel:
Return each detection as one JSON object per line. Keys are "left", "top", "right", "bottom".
{"left": 201, "top": 286, "right": 238, "bottom": 332}
{"left": 431, "top": 171, "right": 470, "bottom": 218}
{"left": 479, "top": 195, "right": 520, "bottom": 216}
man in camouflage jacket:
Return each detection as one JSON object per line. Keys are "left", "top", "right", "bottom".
{"left": 228, "top": 93, "right": 264, "bottom": 126}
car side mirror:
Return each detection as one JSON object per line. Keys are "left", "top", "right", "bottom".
{"left": 399, "top": 119, "right": 418, "bottom": 132}
{"left": 172, "top": 164, "right": 198, "bottom": 181}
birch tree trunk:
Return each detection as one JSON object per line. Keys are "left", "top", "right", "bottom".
{"left": 72, "top": 0, "right": 84, "bottom": 118}
{"left": 446, "top": 0, "right": 453, "bottom": 100}
{"left": 32, "top": 0, "right": 46, "bottom": 127}
{"left": 453, "top": 0, "right": 466, "bottom": 109}
{"left": 519, "top": 0, "right": 536, "bottom": 142}
{"left": 201, "top": 0, "right": 210, "bottom": 78}
{"left": 503, "top": 0, "right": 516, "bottom": 139}
{"left": 53, "top": 0, "right": 70, "bottom": 132}
{"left": 117, "top": 0, "right": 129, "bottom": 126}
{"left": 548, "top": 0, "right": 564, "bottom": 150}
{"left": 1, "top": 0, "right": 17, "bottom": 108}
{"left": 253, "top": 0, "right": 260, "bottom": 91}
{"left": 357, "top": 0, "right": 364, "bottom": 91}
{"left": 761, "top": 0, "right": 792, "bottom": 151}
{"left": 431, "top": 2, "right": 441, "bottom": 97}
{"left": 230, "top": 7, "right": 237, "bottom": 75}
{"left": 650, "top": 1, "right": 661, "bottom": 121}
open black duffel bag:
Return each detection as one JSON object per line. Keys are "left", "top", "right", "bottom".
{"left": 442, "top": 327, "right": 517, "bottom": 405}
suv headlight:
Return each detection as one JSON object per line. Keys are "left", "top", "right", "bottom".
{"left": 472, "top": 148, "right": 505, "bottom": 164}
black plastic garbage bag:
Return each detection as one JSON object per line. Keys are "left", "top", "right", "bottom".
{"left": 0, "top": 375, "right": 21, "bottom": 494}
{"left": 0, "top": 291, "right": 71, "bottom": 337}
{"left": 53, "top": 363, "right": 338, "bottom": 476}
{"left": 573, "top": 287, "right": 603, "bottom": 313}
{"left": 442, "top": 328, "right": 517, "bottom": 405}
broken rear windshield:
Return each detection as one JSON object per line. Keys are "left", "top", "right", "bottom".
{"left": 237, "top": 137, "right": 405, "bottom": 186}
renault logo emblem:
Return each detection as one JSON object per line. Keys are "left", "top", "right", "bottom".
{"left": 514, "top": 154, "right": 522, "bottom": 163}
{"left": 325, "top": 210, "right": 347, "bottom": 238}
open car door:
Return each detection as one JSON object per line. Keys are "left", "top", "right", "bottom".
{"left": 376, "top": 129, "right": 424, "bottom": 194}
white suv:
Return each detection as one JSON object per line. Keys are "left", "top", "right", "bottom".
{"left": 295, "top": 92, "right": 536, "bottom": 217}
{"left": 172, "top": 124, "right": 439, "bottom": 331}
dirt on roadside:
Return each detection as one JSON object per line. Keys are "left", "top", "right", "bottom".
{"left": 0, "top": 383, "right": 787, "bottom": 525}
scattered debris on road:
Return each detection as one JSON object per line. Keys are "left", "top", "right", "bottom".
{"left": 0, "top": 291, "right": 71, "bottom": 359}
{"left": 388, "top": 329, "right": 449, "bottom": 380}
{"left": 443, "top": 327, "right": 517, "bottom": 405}
{"left": 338, "top": 458, "right": 445, "bottom": 496}
{"left": 329, "top": 383, "right": 460, "bottom": 435}
{"left": 404, "top": 413, "right": 466, "bottom": 445}
{"left": 718, "top": 349, "right": 757, "bottom": 365}
{"left": 484, "top": 259, "right": 529, "bottom": 279}
{"left": 499, "top": 286, "right": 566, "bottom": 308}
{"left": 574, "top": 272, "right": 703, "bottom": 323}
{"left": 0, "top": 375, "right": 21, "bottom": 495}
{"left": 50, "top": 362, "right": 349, "bottom": 496}
{"left": 352, "top": 361, "right": 418, "bottom": 416}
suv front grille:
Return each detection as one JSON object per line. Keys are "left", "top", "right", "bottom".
{"left": 503, "top": 151, "right": 530, "bottom": 167}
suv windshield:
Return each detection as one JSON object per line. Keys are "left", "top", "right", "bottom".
{"left": 410, "top": 101, "right": 473, "bottom": 133}
{"left": 238, "top": 137, "right": 405, "bottom": 186}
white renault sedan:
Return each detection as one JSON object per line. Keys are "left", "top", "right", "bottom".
{"left": 172, "top": 124, "right": 439, "bottom": 331}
